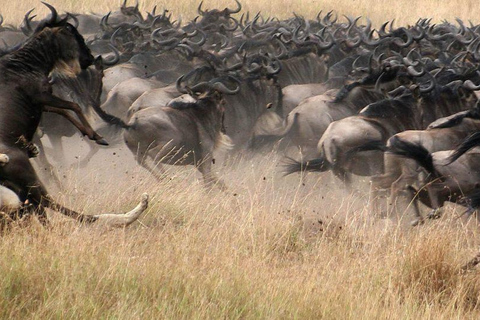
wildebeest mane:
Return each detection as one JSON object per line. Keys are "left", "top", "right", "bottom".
{"left": 429, "top": 102, "right": 480, "bottom": 129}
{"left": 333, "top": 65, "right": 399, "bottom": 103}
{"left": 360, "top": 98, "right": 414, "bottom": 120}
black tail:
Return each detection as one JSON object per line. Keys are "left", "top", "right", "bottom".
{"left": 388, "top": 136, "right": 438, "bottom": 178}
{"left": 282, "top": 156, "right": 331, "bottom": 176}
{"left": 448, "top": 132, "right": 480, "bottom": 164}
{"left": 90, "top": 102, "right": 129, "bottom": 129}
{"left": 344, "top": 140, "right": 387, "bottom": 158}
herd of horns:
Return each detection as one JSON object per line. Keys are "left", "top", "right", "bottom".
{"left": 3, "top": 0, "right": 480, "bottom": 266}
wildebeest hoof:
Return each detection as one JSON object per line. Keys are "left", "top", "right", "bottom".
{"left": 427, "top": 209, "right": 441, "bottom": 220}
{"left": 95, "top": 138, "right": 109, "bottom": 146}
{"left": 411, "top": 218, "right": 425, "bottom": 227}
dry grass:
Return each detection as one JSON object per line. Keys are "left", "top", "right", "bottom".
{"left": 3, "top": 0, "right": 480, "bottom": 26}
{"left": 0, "top": 142, "right": 480, "bottom": 319}
{"left": 2, "top": 1, "right": 480, "bottom": 318}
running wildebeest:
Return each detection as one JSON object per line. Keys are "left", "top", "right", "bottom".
{"left": 387, "top": 137, "right": 480, "bottom": 226}
{"left": 0, "top": 3, "right": 148, "bottom": 226}
{"left": 123, "top": 74, "right": 240, "bottom": 190}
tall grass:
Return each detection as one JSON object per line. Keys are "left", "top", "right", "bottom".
{"left": 1, "top": 149, "right": 480, "bottom": 318}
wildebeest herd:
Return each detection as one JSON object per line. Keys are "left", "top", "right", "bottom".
{"left": 2, "top": 0, "right": 480, "bottom": 242}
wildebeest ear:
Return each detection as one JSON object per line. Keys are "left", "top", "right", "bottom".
{"left": 185, "top": 86, "right": 196, "bottom": 97}
{"left": 94, "top": 56, "right": 104, "bottom": 71}
{"left": 409, "top": 84, "right": 421, "bottom": 98}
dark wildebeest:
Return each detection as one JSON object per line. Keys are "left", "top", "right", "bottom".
{"left": 0, "top": 4, "right": 147, "bottom": 226}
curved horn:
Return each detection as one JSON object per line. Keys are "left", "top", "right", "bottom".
{"left": 42, "top": 2, "right": 58, "bottom": 24}
{"left": 197, "top": 1, "right": 205, "bottom": 16}
{"left": 211, "top": 76, "right": 241, "bottom": 94}
{"left": 463, "top": 80, "right": 480, "bottom": 91}
{"left": 221, "top": 16, "right": 239, "bottom": 31}
{"left": 21, "top": 8, "right": 36, "bottom": 35}
{"left": 407, "top": 65, "right": 425, "bottom": 77}
{"left": 67, "top": 13, "right": 79, "bottom": 28}
{"left": 419, "top": 72, "right": 436, "bottom": 93}
{"left": 393, "top": 27, "right": 413, "bottom": 48}
{"left": 227, "top": 0, "right": 242, "bottom": 14}
{"left": 121, "top": 0, "right": 127, "bottom": 8}
{"left": 103, "top": 44, "right": 120, "bottom": 66}
{"left": 100, "top": 12, "right": 111, "bottom": 32}
{"left": 176, "top": 74, "right": 189, "bottom": 94}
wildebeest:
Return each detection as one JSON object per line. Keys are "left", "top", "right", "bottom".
{"left": 0, "top": 4, "right": 147, "bottom": 226}
{"left": 122, "top": 75, "right": 240, "bottom": 190}
{"left": 370, "top": 104, "right": 480, "bottom": 218}
{"left": 387, "top": 137, "right": 480, "bottom": 225}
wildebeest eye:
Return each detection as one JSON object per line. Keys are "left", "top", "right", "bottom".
{"left": 65, "top": 24, "right": 73, "bottom": 32}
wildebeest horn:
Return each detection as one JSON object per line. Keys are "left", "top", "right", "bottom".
{"left": 211, "top": 76, "right": 241, "bottom": 95}
{"left": 198, "top": 1, "right": 205, "bottom": 16}
{"left": 100, "top": 12, "right": 111, "bottom": 31}
{"left": 176, "top": 74, "right": 189, "bottom": 94}
{"left": 246, "top": 62, "right": 262, "bottom": 73}
{"left": 227, "top": 0, "right": 242, "bottom": 14}
{"left": 42, "top": 2, "right": 58, "bottom": 24}
{"left": 407, "top": 65, "right": 425, "bottom": 77}
{"left": 221, "top": 16, "right": 239, "bottom": 31}
{"left": 21, "top": 9, "right": 36, "bottom": 35}
{"left": 393, "top": 27, "right": 413, "bottom": 48}
{"left": 67, "top": 13, "right": 79, "bottom": 28}
{"left": 419, "top": 72, "right": 436, "bottom": 93}
{"left": 121, "top": 0, "right": 127, "bottom": 8}
{"left": 378, "top": 21, "right": 389, "bottom": 37}
{"left": 463, "top": 80, "right": 480, "bottom": 91}
{"left": 373, "top": 72, "right": 386, "bottom": 93}
{"left": 103, "top": 44, "right": 120, "bottom": 66}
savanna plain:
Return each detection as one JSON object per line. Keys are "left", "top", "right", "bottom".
{"left": 2, "top": 0, "right": 480, "bottom": 319}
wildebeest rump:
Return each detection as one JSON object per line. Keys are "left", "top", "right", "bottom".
{"left": 0, "top": 4, "right": 147, "bottom": 226}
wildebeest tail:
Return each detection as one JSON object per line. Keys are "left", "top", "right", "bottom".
{"left": 344, "top": 140, "right": 387, "bottom": 158}
{"left": 388, "top": 136, "right": 438, "bottom": 178}
{"left": 250, "top": 113, "right": 299, "bottom": 150}
{"left": 447, "top": 132, "right": 480, "bottom": 164}
{"left": 282, "top": 156, "right": 331, "bottom": 176}
{"left": 91, "top": 102, "right": 129, "bottom": 129}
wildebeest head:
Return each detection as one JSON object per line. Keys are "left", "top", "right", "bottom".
{"left": 196, "top": 0, "right": 241, "bottom": 28}
{"left": 35, "top": 3, "right": 94, "bottom": 75}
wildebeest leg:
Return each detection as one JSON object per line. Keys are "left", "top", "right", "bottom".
{"left": 1, "top": 151, "right": 55, "bottom": 224}
{"left": 197, "top": 156, "right": 227, "bottom": 191}
{"left": 78, "top": 143, "right": 100, "bottom": 168}
{"left": 38, "top": 96, "right": 108, "bottom": 145}
{"left": 369, "top": 174, "right": 395, "bottom": 217}
{"left": 332, "top": 168, "right": 352, "bottom": 192}
{"left": 404, "top": 186, "right": 425, "bottom": 226}
{"left": 44, "top": 132, "right": 67, "bottom": 164}
{"left": 140, "top": 158, "right": 166, "bottom": 181}
{"left": 32, "top": 136, "right": 62, "bottom": 188}
{"left": 425, "top": 185, "right": 445, "bottom": 220}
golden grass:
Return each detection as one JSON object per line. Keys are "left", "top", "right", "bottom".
{"left": 0, "top": 147, "right": 480, "bottom": 319}
{"left": 3, "top": 0, "right": 480, "bottom": 26}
